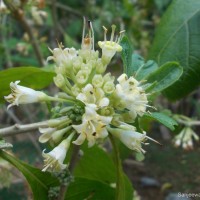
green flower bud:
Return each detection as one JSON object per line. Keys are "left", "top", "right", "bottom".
{"left": 48, "top": 117, "right": 68, "bottom": 127}
{"left": 96, "top": 59, "right": 107, "bottom": 74}
{"left": 73, "top": 57, "right": 83, "bottom": 74}
{"left": 103, "top": 73, "right": 115, "bottom": 83}
{"left": 53, "top": 74, "right": 66, "bottom": 88}
{"left": 81, "top": 63, "right": 92, "bottom": 74}
{"left": 92, "top": 74, "right": 104, "bottom": 88}
{"left": 76, "top": 70, "right": 89, "bottom": 85}
{"left": 103, "top": 81, "right": 115, "bottom": 94}
{"left": 71, "top": 84, "right": 81, "bottom": 96}
{"left": 51, "top": 126, "right": 71, "bottom": 143}
{"left": 98, "top": 106, "right": 114, "bottom": 116}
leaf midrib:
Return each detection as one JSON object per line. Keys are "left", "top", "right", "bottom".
{"left": 157, "top": 8, "right": 200, "bottom": 64}
{"left": 0, "top": 151, "right": 48, "bottom": 190}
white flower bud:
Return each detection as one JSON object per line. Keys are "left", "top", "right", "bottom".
{"left": 42, "top": 132, "right": 75, "bottom": 172}
{"left": 51, "top": 127, "right": 72, "bottom": 144}
{"left": 174, "top": 139, "right": 181, "bottom": 147}
{"left": 39, "top": 127, "right": 56, "bottom": 143}
{"left": 95, "top": 59, "right": 107, "bottom": 74}
{"left": 81, "top": 63, "right": 92, "bottom": 74}
{"left": 103, "top": 73, "right": 115, "bottom": 83}
{"left": 76, "top": 70, "right": 89, "bottom": 85}
{"left": 71, "top": 84, "right": 81, "bottom": 96}
{"left": 73, "top": 57, "right": 83, "bottom": 74}
{"left": 108, "top": 124, "right": 157, "bottom": 154}
{"left": 103, "top": 81, "right": 115, "bottom": 94}
{"left": 53, "top": 74, "right": 66, "bottom": 88}
{"left": 31, "top": 6, "right": 47, "bottom": 26}
{"left": 48, "top": 117, "right": 69, "bottom": 127}
{"left": 174, "top": 127, "right": 199, "bottom": 150}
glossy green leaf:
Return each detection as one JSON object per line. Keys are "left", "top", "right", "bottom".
{"left": 0, "top": 150, "right": 59, "bottom": 200}
{"left": 146, "top": 62, "right": 183, "bottom": 93}
{"left": 143, "top": 112, "right": 178, "bottom": 131}
{"left": 74, "top": 145, "right": 133, "bottom": 200}
{"left": 0, "top": 67, "right": 55, "bottom": 103}
{"left": 74, "top": 145, "right": 116, "bottom": 182}
{"left": 65, "top": 177, "right": 115, "bottom": 200}
{"left": 149, "top": 0, "right": 200, "bottom": 100}
{"left": 135, "top": 60, "right": 158, "bottom": 81}
{"left": 131, "top": 53, "right": 145, "bottom": 73}
{"left": 120, "top": 35, "right": 133, "bottom": 77}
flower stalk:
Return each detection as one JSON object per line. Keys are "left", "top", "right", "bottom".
{"left": 109, "top": 134, "right": 125, "bottom": 200}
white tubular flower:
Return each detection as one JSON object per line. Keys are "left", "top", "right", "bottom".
{"left": 42, "top": 132, "right": 75, "bottom": 172}
{"left": 108, "top": 124, "right": 156, "bottom": 154}
{"left": 98, "top": 25, "right": 123, "bottom": 64}
{"left": 4, "top": 81, "right": 47, "bottom": 109}
{"left": 92, "top": 74, "right": 104, "bottom": 88}
{"left": 72, "top": 105, "right": 112, "bottom": 147}
{"left": 39, "top": 126, "right": 72, "bottom": 144}
{"left": 174, "top": 127, "right": 199, "bottom": 150}
{"left": 77, "top": 84, "right": 109, "bottom": 108}
{"left": 115, "top": 74, "right": 148, "bottom": 119}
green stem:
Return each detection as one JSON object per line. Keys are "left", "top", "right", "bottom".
{"left": 46, "top": 96, "right": 75, "bottom": 104}
{"left": 61, "top": 85, "right": 74, "bottom": 96}
{"left": 109, "top": 134, "right": 125, "bottom": 200}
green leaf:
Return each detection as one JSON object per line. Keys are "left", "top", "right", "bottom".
{"left": 154, "top": 0, "right": 172, "bottom": 12}
{"left": 74, "top": 145, "right": 133, "bottom": 200}
{"left": 146, "top": 62, "right": 183, "bottom": 93}
{"left": 0, "top": 150, "right": 59, "bottom": 200}
{"left": 0, "top": 67, "right": 55, "bottom": 103}
{"left": 131, "top": 53, "right": 145, "bottom": 73}
{"left": 65, "top": 177, "right": 115, "bottom": 200}
{"left": 120, "top": 35, "right": 133, "bottom": 77}
{"left": 149, "top": 0, "right": 200, "bottom": 100}
{"left": 135, "top": 60, "right": 158, "bottom": 81}
{"left": 143, "top": 112, "right": 178, "bottom": 131}
{"left": 74, "top": 145, "right": 116, "bottom": 183}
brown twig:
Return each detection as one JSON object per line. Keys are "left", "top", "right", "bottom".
{"left": 3, "top": 0, "right": 44, "bottom": 66}
{"left": 5, "top": 108, "right": 43, "bottom": 154}
{"left": 0, "top": 120, "right": 48, "bottom": 137}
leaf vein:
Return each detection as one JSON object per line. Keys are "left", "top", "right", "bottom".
{"left": 158, "top": 9, "right": 200, "bottom": 64}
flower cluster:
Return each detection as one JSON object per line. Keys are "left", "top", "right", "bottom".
{"left": 5, "top": 18, "right": 156, "bottom": 172}
{"left": 174, "top": 127, "right": 199, "bottom": 150}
